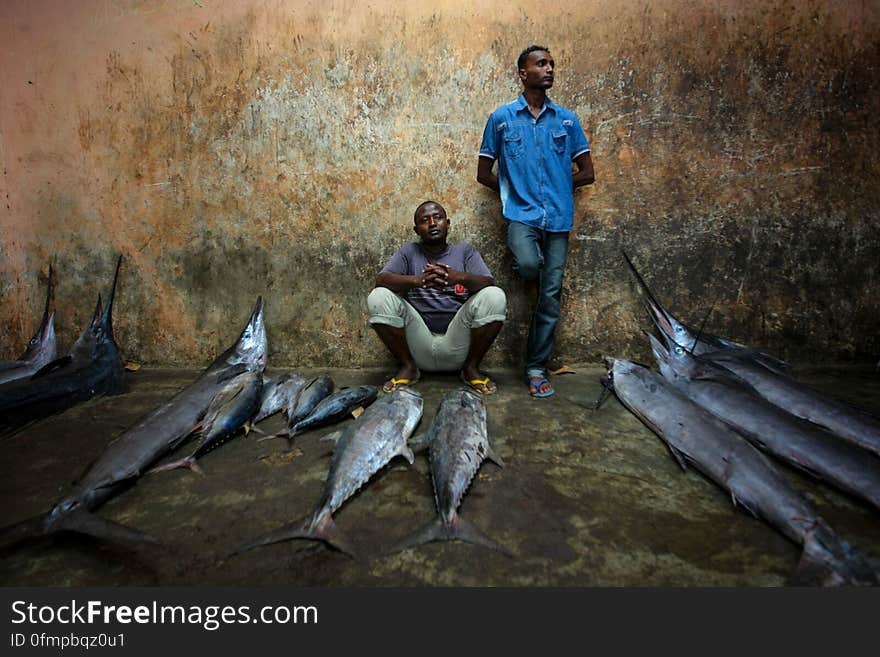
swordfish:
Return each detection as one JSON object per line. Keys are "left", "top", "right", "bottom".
{"left": 622, "top": 251, "right": 789, "bottom": 375}
{"left": 0, "top": 257, "right": 126, "bottom": 436}
{"left": 607, "top": 358, "right": 877, "bottom": 586}
{"left": 0, "top": 263, "right": 57, "bottom": 386}
{"left": 0, "top": 296, "right": 268, "bottom": 549}
{"left": 648, "top": 333, "right": 880, "bottom": 513}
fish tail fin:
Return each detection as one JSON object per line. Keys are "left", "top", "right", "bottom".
{"left": 146, "top": 456, "right": 200, "bottom": 475}
{"left": 791, "top": 525, "right": 879, "bottom": 586}
{"left": 388, "top": 514, "right": 513, "bottom": 557}
{"left": 0, "top": 514, "right": 53, "bottom": 551}
{"left": 232, "top": 512, "right": 357, "bottom": 559}
{"left": 450, "top": 514, "right": 513, "bottom": 557}
{"left": 59, "top": 508, "right": 161, "bottom": 547}
{"left": 0, "top": 508, "right": 159, "bottom": 552}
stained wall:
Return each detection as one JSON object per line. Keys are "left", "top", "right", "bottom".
{"left": 1, "top": 0, "right": 878, "bottom": 367}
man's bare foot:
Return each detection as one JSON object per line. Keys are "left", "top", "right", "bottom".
{"left": 460, "top": 366, "right": 497, "bottom": 394}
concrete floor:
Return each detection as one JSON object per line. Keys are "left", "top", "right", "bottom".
{"left": 1, "top": 363, "right": 879, "bottom": 586}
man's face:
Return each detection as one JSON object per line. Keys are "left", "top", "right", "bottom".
{"left": 413, "top": 203, "right": 449, "bottom": 246}
{"left": 519, "top": 50, "right": 554, "bottom": 90}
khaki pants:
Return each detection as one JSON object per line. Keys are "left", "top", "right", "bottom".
{"left": 367, "top": 286, "right": 507, "bottom": 372}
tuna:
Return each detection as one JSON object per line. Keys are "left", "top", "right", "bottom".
{"left": 391, "top": 387, "right": 510, "bottom": 555}
{"left": 607, "top": 358, "right": 878, "bottom": 586}
{"left": 234, "top": 386, "right": 423, "bottom": 558}
{"left": 253, "top": 371, "right": 308, "bottom": 424}
{"left": 288, "top": 385, "right": 378, "bottom": 436}
{"left": 148, "top": 368, "right": 265, "bottom": 474}
{"left": 285, "top": 374, "right": 334, "bottom": 430}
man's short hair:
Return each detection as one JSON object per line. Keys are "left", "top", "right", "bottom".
{"left": 413, "top": 200, "right": 445, "bottom": 224}
{"left": 517, "top": 45, "right": 550, "bottom": 71}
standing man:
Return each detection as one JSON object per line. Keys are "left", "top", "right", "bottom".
{"left": 368, "top": 200, "right": 507, "bottom": 394}
{"left": 477, "top": 45, "right": 594, "bottom": 398}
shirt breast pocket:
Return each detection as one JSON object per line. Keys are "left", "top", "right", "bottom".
{"left": 502, "top": 129, "right": 524, "bottom": 160}
{"left": 551, "top": 130, "right": 568, "bottom": 156}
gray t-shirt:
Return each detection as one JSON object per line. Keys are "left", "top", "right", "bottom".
{"left": 379, "top": 242, "right": 493, "bottom": 333}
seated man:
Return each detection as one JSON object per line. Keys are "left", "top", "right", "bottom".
{"left": 368, "top": 200, "right": 507, "bottom": 394}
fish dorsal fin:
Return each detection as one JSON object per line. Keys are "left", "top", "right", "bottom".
{"left": 30, "top": 355, "right": 73, "bottom": 379}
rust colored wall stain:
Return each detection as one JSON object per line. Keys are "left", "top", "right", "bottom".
{"left": 1, "top": 0, "right": 878, "bottom": 367}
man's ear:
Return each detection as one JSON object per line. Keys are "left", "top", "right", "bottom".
{"left": 413, "top": 224, "right": 418, "bottom": 235}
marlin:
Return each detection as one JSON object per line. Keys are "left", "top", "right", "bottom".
{"left": 234, "top": 386, "right": 423, "bottom": 558}
{"left": 391, "top": 387, "right": 511, "bottom": 555}
{"left": 0, "top": 296, "right": 268, "bottom": 550}
{"left": 648, "top": 333, "right": 880, "bottom": 513}
{"left": 606, "top": 358, "right": 877, "bottom": 586}
{"left": 0, "top": 264, "right": 57, "bottom": 386}
{"left": 0, "top": 257, "right": 126, "bottom": 436}
{"left": 622, "top": 251, "right": 789, "bottom": 375}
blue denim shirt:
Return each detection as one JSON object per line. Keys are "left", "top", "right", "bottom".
{"left": 479, "top": 95, "right": 590, "bottom": 232}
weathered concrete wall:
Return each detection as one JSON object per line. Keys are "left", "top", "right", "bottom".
{"left": 1, "top": 0, "right": 878, "bottom": 367}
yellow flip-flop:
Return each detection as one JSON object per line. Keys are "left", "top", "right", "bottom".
{"left": 461, "top": 375, "right": 497, "bottom": 395}
{"left": 382, "top": 376, "right": 419, "bottom": 393}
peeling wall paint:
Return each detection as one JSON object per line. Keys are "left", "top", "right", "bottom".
{"left": 1, "top": 0, "right": 878, "bottom": 367}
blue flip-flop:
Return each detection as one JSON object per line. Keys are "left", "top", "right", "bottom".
{"left": 528, "top": 376, "right": 555, "bottom": 398}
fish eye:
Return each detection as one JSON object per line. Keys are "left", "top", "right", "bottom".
{"left": 675, "top": 327, "right": 683, "bottom": 333}
{"left": 30, "top": 337, "right": 39, "bottom": 346}
{"left": 674, "top": 346, "right": 683, "bottom": 354}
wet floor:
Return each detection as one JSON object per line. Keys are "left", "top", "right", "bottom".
{"left": 1, "top": 363, "right": 879, "bottom": 586}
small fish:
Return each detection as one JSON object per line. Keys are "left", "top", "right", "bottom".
{"left": 289, "top": 385, "right": 378, "bottom": 436}
{"left": 285, "top": 374, "right": 334, "bottom": 430}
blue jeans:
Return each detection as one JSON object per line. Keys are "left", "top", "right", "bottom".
{"left": 507, "top": 221, "right": 569, "bottom": 379}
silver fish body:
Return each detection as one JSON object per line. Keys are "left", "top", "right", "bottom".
{"left": 254, "top": 371, "right": 308, "bottom": 424}
{"left": 236, "top": 386, "right": 423, "bottom": 557}
{"left": 649, "top": 334, "right": 880, "bottom": 512}
{"left": 609, "top": 358, "right": 877, "bottom": 586}
{"left": 703, "top": 351, "right": 880, "bottom": 459}
{"left": 393, "top": 388, "right": 509, "bottom": 555}
{"left": 286, "top": 375, "right": 334, "bottom": 428}
{"left": 289, "top": 384, "right": 378, "bottom": 436}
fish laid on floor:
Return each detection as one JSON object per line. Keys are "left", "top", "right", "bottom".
{"left": 288, "top": 385, "right": 378, "bottom": 437}
{"left": 625, "top": 251, "right": 880, "bottom": 461}
{"left": 391, "top": 387, "right": 511, "bottom": 556}
{"left": 234, "top": 386, "right": 423, "bottom": 559}
{"left": 648, "top": 333, "right": 880, "bottom": 513}
{"left": 605, "top": 358, "right": 878, "bottom": 586}
{"left": 148, "top": 368, "right": 265, "bottom": 475}
{"left": 285, "top": 374, "right": 335, "bottom": 430}
{"left": 622, "top": 251, "right": 789, "bottom": 375}
{"left": 0, "top": 263, "right": 57, "bottom": 386}
{"left": 0, "top": 297, "right": 268, "bottom": 550}
{"left": 253, "top": 371, "right": 308, "bottom": 424}
{"left": 0, "top": 256, "right": 126, "bottom": 436}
